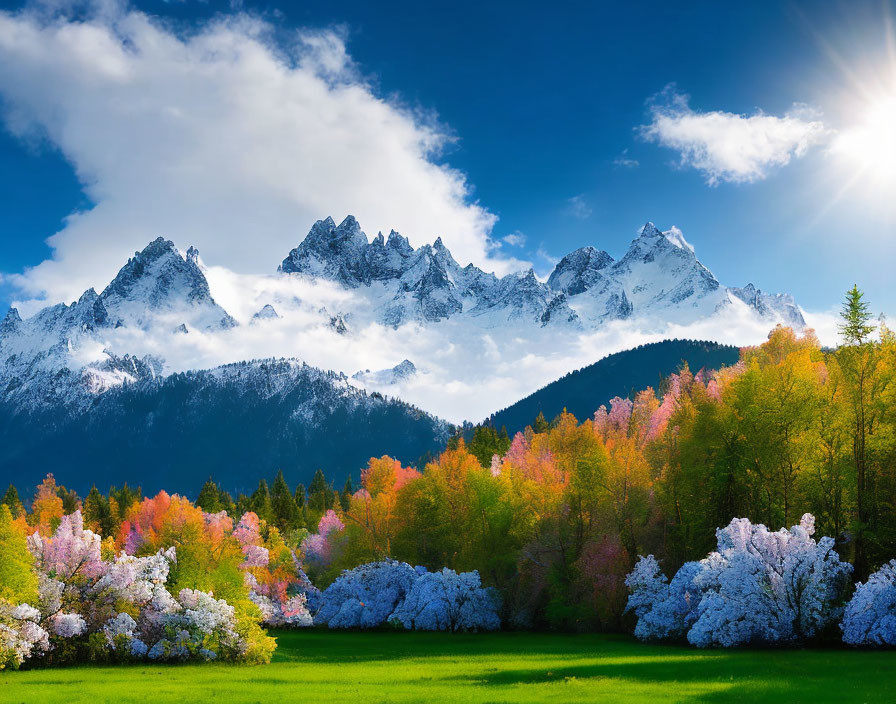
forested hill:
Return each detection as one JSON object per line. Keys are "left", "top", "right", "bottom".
{"left": 0, "top": 359, "right": 452, "bottom": 497}
{"left": 486, "top": 339, "right": 741, "bottom": 434}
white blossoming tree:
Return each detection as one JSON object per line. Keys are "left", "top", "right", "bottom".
{"left": 315, "top": 560, "right": 420, "bottom": 628}
{"left": 389, "top": 568, "right": 501, "bottom": 631}
{"left": 842, "top": 559, "right": 896, "bottom": 645}
{"left": 626, "top": 514, "right": 852, "bottom": 647}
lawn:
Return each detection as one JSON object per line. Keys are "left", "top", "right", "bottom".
{"left": 3, "top": 630, "right": 894, "bottom": 703}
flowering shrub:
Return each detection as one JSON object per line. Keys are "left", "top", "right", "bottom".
{"left": 626, "top": 514, "right": 852, "bottom": 647}
{"left": 5, "top": 509, "right": 275, "bottom": 667}
{"left": 315, "top": 560, "right": 419, "bottom": 628}
{"left": 390, "top": 568, "right": 500, "bottom": 631}
{"left": 235, "top": 511, "right": 314, "bottom": 628}
{"left": 841, "top": 560, "right": 896, "bottom": 646}
{"left": 0, "top": 602, "right": 50, "bottom": 670}
{"left": 626, "top": 557, "right": 709, "bottom": 641}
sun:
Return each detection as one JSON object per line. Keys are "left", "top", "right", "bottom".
{"left": 829, "top": 91, "right": 896, "bottom": 191}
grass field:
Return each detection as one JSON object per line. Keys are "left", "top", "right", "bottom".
{"left": 3, "top": 629, "right": 894, "bottom": 703}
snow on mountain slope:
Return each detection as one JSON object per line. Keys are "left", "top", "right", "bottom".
{"left": 1, "top": 216, "right": 810, "bottom": 426}
{"left": 277, "top": 216, "right": 804, "bottom": 332}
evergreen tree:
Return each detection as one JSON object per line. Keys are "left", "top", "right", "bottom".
{"left": 468, "top": 425, "right": 513, "bottom": 468}
{"left": 0, "top": 504, "right": 38, "bottom": 604}
{"left": 196, "top": 478, "right": 223, "bottom": 513}
{"left": 250, "top": 479, "right": 275, "bottom": 523}
{"left": 1, "top": 484, "right": 24, "bottom": 519}
{"left": 56, "top": 484, "right": 81, "bottom": 514}
{"left": 271, "top": 470, "right": 300, "bottom": 532}
{"left": 219, "top": 490, "right": 236, "bottom": 517}
{"left": 308, "top": 469, "right": 333, "bottom": 513}
{"left": 109, "top": 483, "right": 141, "bottom": 522}
{"left": 839, "top": 285, "right": 876, "bottom": 345}
{"left": 83, "top": 485, "right": 116, "bottom": 536}
{"left": 234, "top": 493, "right": 252, "bottom": 517}
{"left": 340, "top": 476, "right": 354, "bottom": 512}
{"left": 294, "top": 483, "right": 306, "bottom": 509}
{"left": 533, "top": 411, "right": 550, "bottom": 434}
{"left": 837, "top": 286, "right": 880, "bottom": 579}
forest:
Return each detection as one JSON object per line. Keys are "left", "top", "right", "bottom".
{"left": 2, "top": 287, "right": 896, "bottom": 669}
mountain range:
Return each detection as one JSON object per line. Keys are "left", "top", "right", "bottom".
{"left": 0, "top": 216, "right": 803, "bottom": 492}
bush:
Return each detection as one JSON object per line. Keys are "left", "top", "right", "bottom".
{"left": 389, "top": 568, "right": 500, "bottom": 631}
{"left": 842, "top": 559, "right": 896, "bottom": 646}
{"left": 626, "top": 514, "right": 852, "bottom": 647}
{"left": 314, "top": 560, "right": 419, "bottom": 628}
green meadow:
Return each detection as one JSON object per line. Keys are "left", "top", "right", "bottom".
{"left": 3, "top": 630, "right": 893, "bottom": 703}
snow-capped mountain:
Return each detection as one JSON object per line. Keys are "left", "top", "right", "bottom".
{"left": 353, "top": 359, "right": 418, "bottom": 386}
{"left": 0, "top": 214, "right": 808, "bottom": 485}
{"left": 278, "top": 215, "right": 579, "bottom": 328}
{"left": 278, "top": 217, "right": 804, "bottom": 330}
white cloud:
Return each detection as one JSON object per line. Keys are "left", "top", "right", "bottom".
{"left": 613, "top": 148, "right": 639, "bottom": 168}
{"left": 565, "top": 194, "right": 592, "bottom": 220}
{"left": 502, "top": 231, "right": 526, "bottom": 247}
{"left": 641, "top": 86, "right": 828, "bottom": 185}
{"left": 0, "top": 2, "right": 511, "bottom": 308}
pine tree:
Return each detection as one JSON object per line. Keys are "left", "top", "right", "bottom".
{"left": 837, "top": 285, "right": 880, "bottom": 580}
{"left": 533, "top": 411, "right": 550, "bottom": 434}
{"left": 219, "top": 491, "right": 236, "bottom": 517}
{"left": 839, "top": 285, "right": 876, "bottom": 345}
{"left": 308, "top": 469, "right": 333, "bottom": 513}
{"left": 294, "top": 483, "right": 306, "bottom": 509}
{"left": 196, "top": 478, "right": 223, "bottom": 513}
{"left": 1, "top": 484, "right": 23, "bottom": 519}
{"left": 83, "top": 486, "right": 116, "bottom": 536}
{"left": 250, "top": 479, "right": 275, "bottom": 523}
{"left": 271, "top": 470, "right": 300, "bottom": 532}
{"left": 340, "top": 476, "right": 354, "bottom": 512}
{"left": 56, "top": 484, "right": 81, "bottom": 514}
{"left": 109, "top": 484, "right": 141, "bottom": 522}
{"left": 0, "top": 504, "right": 38, "bottom": 604}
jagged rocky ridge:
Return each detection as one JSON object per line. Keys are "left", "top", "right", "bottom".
{"left": 279, "top": 216, "right": 805, "bottom": 329}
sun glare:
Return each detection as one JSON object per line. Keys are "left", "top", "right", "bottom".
{"left": 830, "top": 92, "right": 896, "bottom": 190}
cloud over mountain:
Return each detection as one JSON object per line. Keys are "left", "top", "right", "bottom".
{"left": 0, "top": 2, "right": 510, "bottom": 312}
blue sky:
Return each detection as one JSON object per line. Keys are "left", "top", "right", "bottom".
{"left": 1, "top": 0, "right": 895, "bottom": 319}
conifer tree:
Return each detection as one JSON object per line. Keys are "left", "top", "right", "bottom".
{"left": 294, "top": 483, "right": 306, "bottom": 509}
{"left": 533, "top": 411, "right": 550, "bottom": 434}
{"left": 56, "top": 484, "right": 81, "bottom": 514}
{"left": 308, "top": 469, "right": 333, "bottom": 513}
{"left": 196, "top": 478, "right": 223, "bottom": 513}
{"left": 839, "top": 285, "right": 876, "bottom": 345}
{"left": 109, "top": 483, "right": 141, "bottom": 522}
{"left": 250, "top": 479, "right": 275, "bottom": 524}
{"left": 83, "top": 485, "right": 116, "bottom": 536}
{"left": 340, "top": 476, "right": 354, "bottom": 512}
{"left": 271, "top": 470, "right": 300, "bottom": 531}
{"left": 1, "top": 484, "right": 23, "bottom": 519}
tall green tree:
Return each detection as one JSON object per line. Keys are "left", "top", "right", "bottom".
{"left": 83, "top": 486, "right": 116, "bottom": 536}
{"left": 1, "top": 484, "right": 24, "bottom": 519}
{"left": 250, "top": 479, "right": 275, "bottom": 524}
{"left": 308, "top": 469, "right": 334, "bottom": 513}
{"left": 196, "top": 478, "right": 223, "bottom": 513}
{"left": 340, "top": 476, "right": 354, "bottom": 512}
{"left": 836, "top": 285, "right": 881, "bottom": 579}
{"left": 271, "top": 470, "right": 300, "bottom": 531}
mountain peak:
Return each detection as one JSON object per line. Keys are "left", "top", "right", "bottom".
{"left": 0, "top": 307, "right": 22, "bottom": 336}
{"left": 638, "top": 222, "right": 663, "bottom": 238}
{"left": 100, "top": 237, "right": 236, "bottom": 330}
